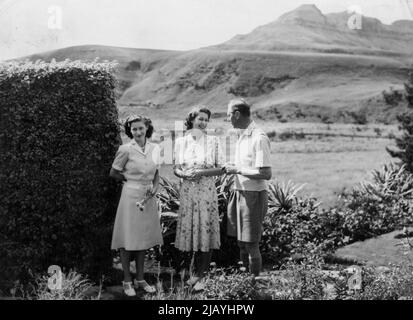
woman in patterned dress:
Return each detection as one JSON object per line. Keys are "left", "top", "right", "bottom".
{"left": 173, "top": 106, "right": 225, "bottom": 290}
{"left": 110, "top": 115, "right": 163, "bottom": 296}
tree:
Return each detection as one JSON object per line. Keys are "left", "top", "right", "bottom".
{"left": 387, "top": 70, "right": 413, "bottom": 172}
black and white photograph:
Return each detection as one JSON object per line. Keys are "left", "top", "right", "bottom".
{"left": 1, "top": 0, "right": 413, "bottom": 306}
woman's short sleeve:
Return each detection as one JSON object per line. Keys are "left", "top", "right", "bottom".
{"left": 112, "top": 144, "right": 129, "bottom": 171}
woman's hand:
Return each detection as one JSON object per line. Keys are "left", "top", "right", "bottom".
{"left": 184, "top": 168, "right": 202, "bottom": 181}
{"left": 146, "top": 185, "right": 159, "bottom": 198}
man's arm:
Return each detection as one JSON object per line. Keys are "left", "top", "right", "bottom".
{"left": 224, "top": 166, "right": 272, "bottom": 180}
{"left": 237, "top": 167, "right": 272, "bottom": 180}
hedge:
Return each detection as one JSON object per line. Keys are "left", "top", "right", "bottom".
{"left": 0, "top": 60, "right": 121, "bottom": 289}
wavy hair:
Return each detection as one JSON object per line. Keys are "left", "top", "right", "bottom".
{"left": 124, "top": 115, "right": 154, "bottom": 139}
{"left": 184, "top": 105, "right": 212, "bottom": 130}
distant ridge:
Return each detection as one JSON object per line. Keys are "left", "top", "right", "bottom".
{"left": 14, "top": 5, "right": 413, "bottom": 124}
{"left": 213, "top": 4, "right": 413, "bottom": 56}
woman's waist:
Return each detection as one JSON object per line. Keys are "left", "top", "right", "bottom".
{"left": 124, "top": 180, "right": 153, "bottom": 189}
{"left": 181, "top": 176, "right": 215, "bottom": 185}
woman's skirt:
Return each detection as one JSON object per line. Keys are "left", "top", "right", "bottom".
{"left": 111, "top": 181, "right": 163, "bottom": 251}
{"left": 174, "top": 177, "right": 220, "bottom": 252}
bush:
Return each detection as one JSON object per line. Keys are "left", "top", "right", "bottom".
{"left": 387, "top": 70, "right": 413, "bottom": 172}
{"left": 201, "top": 267, "right": 263, "bottom": 300}
{"left": 0, "top": 60, "right": 120, "bottom": 289}
{"left": 262, "top": 192, "right": 344, "bottom": 265}
{"left": 382, "top": 87, "right": 403, "bottom": 106}
{"left": 340, "top": 164, "right": 413, "bottom": 242}
{"left": 350, "top": 110, "right": 368, "bottom": 125}
{"left": 387, "top": 111, "right": 413, "bottom": 172}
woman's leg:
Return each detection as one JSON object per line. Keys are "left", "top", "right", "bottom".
{"left": 134, "top": 250, "right": 146, "bottom": 281}
{"left": 120, "top": 248, "right": 132, "bottom": 282}
{"left": 194, "top": 251, "right": 212, "bottom": 279}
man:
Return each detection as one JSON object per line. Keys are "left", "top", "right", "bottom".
{"left": 223, "top": 98, "right": 272, "bottom": 280}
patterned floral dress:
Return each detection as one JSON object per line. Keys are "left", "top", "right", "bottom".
{"left": 174, "top": 132, "right": 224, "bottom": 252}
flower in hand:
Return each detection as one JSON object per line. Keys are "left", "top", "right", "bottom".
{"left": 136, "top": 186, "right": 157, "bottom": 211}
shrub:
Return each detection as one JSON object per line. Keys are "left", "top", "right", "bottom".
{"left": 268, "top": 257, "right": 329, "bottom": 300}
{"left": 262, "top": 182, "right": 344, "bottom": 265}
{"left": 350, "top": 110, "right": 368, "bottom": 125}
{"left": 387, "top": 70, "right": 413, "bottom": 172}
{"left": 201, "top": 267, "right": 263, "bottom": 300}
{"left": 339, "top": 164, "right": 413, "bottom": 242}
{"left": 0, "top": 60, "right": 120, "bottom": 289}
{"left": 333, "top": 265, "right": 413, "bottom": 300}
{"left": 382, "top": 87, "right": 403, "bottom": 106}
{"left": 387, "top": 112, "right": 413, "bottom": 172}
{"left": 33, "top": 270, "right": 94, "bottom": 300}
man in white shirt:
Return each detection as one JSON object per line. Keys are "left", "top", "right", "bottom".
{"left": 223, "top": 98, "right": 272, "bottom": 279}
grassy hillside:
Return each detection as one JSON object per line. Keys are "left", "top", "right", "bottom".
{"left": 21, "top": 45, "right": 411, "bottom": 123}
{"left": 117, "top": 49, "right": 410, "bottom": 122}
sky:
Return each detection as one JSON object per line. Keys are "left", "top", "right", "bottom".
{"left": 1, "top": 0, "right": 413, "bottom": 60}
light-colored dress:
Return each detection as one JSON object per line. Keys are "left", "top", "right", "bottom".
{"left": 174, "top": 132, "right": 224, "bottom": 252}
{"left": 111, "top": 140, "right": 164, "bottom": 251}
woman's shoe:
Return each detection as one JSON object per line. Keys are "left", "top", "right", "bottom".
{"left": 122, "top": 281, "right": 137, "bottom": 297}
{"left": 134, "top": 280, "right": 156, "bottom": 294}
{"left": 192, "top": 279, "right": 205, "bottom": 292}
{"left": 185, "top": 276, "right": 201, "bottom": 287}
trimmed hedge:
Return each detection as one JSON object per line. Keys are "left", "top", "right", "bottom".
{"left": 0, "top": 60, "right": 121, "bottom": 288}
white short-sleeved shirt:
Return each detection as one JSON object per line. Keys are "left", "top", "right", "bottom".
{"left": 112, "top": 140, "right": 161, "bottom": 184}
{"left": 234, "top": 121, "right": 272, "bottom": 191}
{"left": 174, "top": 132, "right": 224, "bottom": 170}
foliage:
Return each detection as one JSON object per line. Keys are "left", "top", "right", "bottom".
{"left": 387, "top": 70, "right": 413, "bottom": 172}
{"left": 9, "top": 269, "right": 96, "bottom": 300}
{"left": 34, "top": 270, "right": 94, "bottom": 300}
{"left": 387, "top": 112, "right": 413, "bottom": 172}
{"left": 0, "top": 60, "right": 120, "bottom": 290}
{"left": 333, "top": 265, "right": 413, "bottom": 300}
{"left": 340, "top": 164, "right": 413, "bottom": 242}
{"left": 268, "top": 256, "right": 329, "bottom": 300}
{"left": 262, "top": 183, "right": 344, "bottom": 265}
{"left": 382, "top": 87, "right": 403, "bottom": 106}
{"left": 350, "top": 110, "right": 368, "bottom": 125}
{"left": 268, "top": 180, "right": 306, "bottom": 212}
{"left": 201, "top": 267, "right": 263, "bottom": 300}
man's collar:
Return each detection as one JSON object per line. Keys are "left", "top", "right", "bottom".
{"left": 240, "top": 120, "right": 256, "bottom": 137}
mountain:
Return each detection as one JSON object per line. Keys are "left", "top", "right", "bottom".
{"left": 214, "top": 4, "right": 413, "bottom": 56}
{"left": 14, "top": 5, "right": 413, "bottom": 123}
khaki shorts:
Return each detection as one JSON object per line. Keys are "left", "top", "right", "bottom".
{"left": 227, "top": 190, "right": 268, "bottom": 242}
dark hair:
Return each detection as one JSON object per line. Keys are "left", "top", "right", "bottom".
{"left": 184, "top": 106, "right": 212, "bottom": 130}
{"left": 230, "top": 99, "right": 251, "bottom": 117}
{"left": 124, "top": 115, "right": 154, "bottom": 139}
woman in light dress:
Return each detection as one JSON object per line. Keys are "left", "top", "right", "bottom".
{"left": 173, "top": 106, "right": 225, "bottom": 290}
{"left": 110, "top": 115, "right": 163, "bottom": 296}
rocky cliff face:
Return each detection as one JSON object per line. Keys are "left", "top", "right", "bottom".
{"left": 214, "top": 4, "right": 413, "bottom": 55}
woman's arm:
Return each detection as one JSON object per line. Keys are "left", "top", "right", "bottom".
{"left": 109, "top": 168, "right": 127, "bottom": 182}
{"left": 196, "top": 168, "right": 224, "bottom": 177}
{"left": 152, "top": 169, "right": 160, "bottom": 194}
